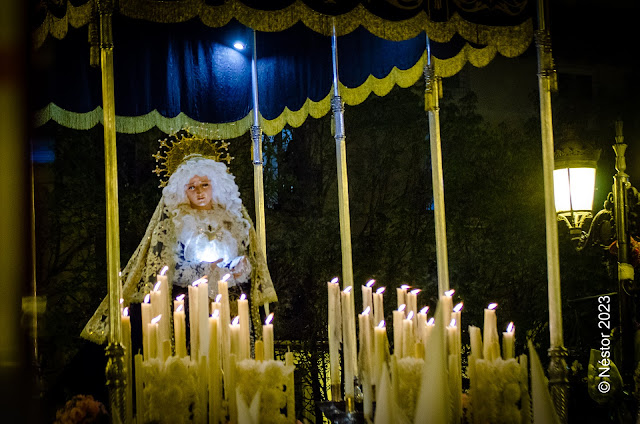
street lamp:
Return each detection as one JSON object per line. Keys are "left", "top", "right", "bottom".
{"left": 553, "top": 136, "right": 601, "bottom": 244}
{"left": 554, "top": 121, "right": 636, "bottom": 390}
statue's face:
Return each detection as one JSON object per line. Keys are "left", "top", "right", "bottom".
{"left": 185, "top": 175, "right": 213, "bottom": 209}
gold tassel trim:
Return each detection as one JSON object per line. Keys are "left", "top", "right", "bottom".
{"left": 33, "top": 0, "right": 533, "bottom": 55}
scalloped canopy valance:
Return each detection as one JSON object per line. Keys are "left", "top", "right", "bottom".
{"left": 32, "top": 0, "right": 535, "bottom": 137}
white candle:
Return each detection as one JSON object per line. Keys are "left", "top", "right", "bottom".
{"left": 441, "top": 289, "right": 455, "bottom": 326}
{"left": 362, "top": 279, "right": 375, "bottom": 320}
{"left": 121, "top": 307, "right": 133, "bottom": 424}
{"left": 423, "top": 317, "right": 435, "bottom": 353}
{"left": 230, "top": 316, "right": 240, "bottom": 357}
{"left": 188, "top": 283, "right": 199, "bottom": 359}
{"left": 197, "top": 277, "right": 210, "bottom": 358}
{"left": 502, "top": 322, "right": 515, "bottom": 359}
{"left": 174, "top": 304, "right": 187, "bottom": 357}
{"left": 373, "top": 287, "right": 385, "bottom": 329}
{"left": 452, "top": 302, "right": 463, "bottom": 359}
{"left": 263, "top": 312, "right": 274, "bottom": 361}
{"left": 148, "top": 314, "right": 161, "bottom": 359}
{"left": 238, "top": 293, "right": 250, "bottom": 360}
{"left": 209, "top": 310, "right": 222, "bottom": 424}
{"left": 141, "top": 294, "right": 151, "bottom": 360}
{"left": 392, "top": 304, "right": 406, "bottom": 358}
{"left": 447, "top": 318, "right": 458, "bottom": 356}
{"left": 373, "top": 320, "right": 387, "bottom": 387}
{"left": 483, "top": 303, "right": 499, "bottom": 361}
{"left": 341, "top": 286, "right": 357, "bottom": 398}
{"left": 218, "top": 274, "right": 232, "bottom": 405}
{"left": 407, "top": 289, "right": 420, "bottom": 319}
{"left": 157, "top": 266, "right": 171, "bottom": 346}
{"left": 327, "top": 277, "right": 342, "bottom": 399}
{"left": 402, "top": 311, "right": 415, "bottom": 358}
{"left": 174, "top": 293, "right": 185, "bottom": 313}
{"left": 211, "top": 294, "right": 221, "bottom": 316}
{"left": 397, "top": 284, "right": 409, "bottom": 309}
{"left": 416, "top": 306, "right": 428, "bottom": 343}
{"left": 358, "top": 307, "right": 372, "bottom": 383}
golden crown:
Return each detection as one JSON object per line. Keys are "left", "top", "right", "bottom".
{"left": 152, "top": 129, "right": 234, "bottom": 187}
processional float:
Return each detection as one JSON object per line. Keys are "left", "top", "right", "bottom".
{"left": 28, "top": 0, "right": 578, "bottom": 422}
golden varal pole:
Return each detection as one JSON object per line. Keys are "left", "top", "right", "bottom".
{"left": 424, "top": 38, "right": 450, "bottom": 298}
{"left": 331, "top": 22, "right": 354, "bottom": 292}
{"left": 535, "top": 0, "right": 568, "bottom": 422}
{"left": 249, "top": 29, "right": 270, "bottom": 316}
{"left": 96, "top": 1, "right": 125, "bottom": 422}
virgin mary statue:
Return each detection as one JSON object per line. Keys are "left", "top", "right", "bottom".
{"left": 82, "top": 134, "right": 277, "bottom": 344}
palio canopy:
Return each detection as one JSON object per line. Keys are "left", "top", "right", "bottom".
{"left": 32, "top": 0, "right": 535, "bottom": 137}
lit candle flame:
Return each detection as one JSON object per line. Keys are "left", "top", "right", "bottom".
{"left": 363, "top": 306, "right": 371, "bottom": 315}
{"left": 222, "top": 273, "right": 231, "bottom": 282}
{"left": 419, "top": 306, "right": 429, "bottom": 314}
{"left": 144, "top": 294, "right": 150, "bottom": 304}
{"left": 445, "top": 289, "right": 455, "bottom": 297}
{"left": 232, "top": 316, "right": 240, "bottom": 326}
{"left": 176, "top": 294, "right": 185, "bottom": 301}
{"left": 176, "top": 304, "right": 184, "bottom": 313}
{"left": 376, "top": 287, "right": 386, "bottom": 294}
{"left": 398, "top": 304, "right": 406, "bottom": 312}
{"left": 507, "top": 322, "right": 514, "bottom": 333}
{"left": 378, "top": 320, "right": 385, "bottom": 328}
{"left": 488, "top": 303, "right": 498, "bottom": 310}
{"left": 265, "top": 312, "right": 274, "bottom": 325}
{"left": 407, "top": 311, "right": 414, "bottom": 320}
{"left": 410, "top": 289, "right": 421, "bottom": 295}
{"left": 122, "top": 307, "right": 129, "bottom": 317}
{"left": 453, "top": 302, "right": 463, "bottom": 312}
{"left": 344, "top": 286, "right": 353, "bottom": 294}
{"left": 401, "top": 284, "right": 410, "bottom": 290}
{"left": 192, "top": 276, "right": 208, "bottom": 286}
{"left": 449, "top": 318, "right": 456, "bottom": 327}
{"left": 151, "top": 314, "right": 162, "bottom": 324}
{"left": 366, "top": 279, "right": 375, "bottom": 287}
{"left": 215, "top": 294, "right": 222, "bottom": 303}
{"left": 240, "top": 293, "right": 246, "bottom": 301}
{"left": 160, "top": 265, "right": 169, "bottom": 275}
{"left": 427, "top": 317, "right": 435, "bottom": 325}
{"left": 154, "top": 281, "right": 161, "bottom": 291}
{"left": 330, "top": 277, "right": 339, "bottom": 284}
{"left": 212, "top": 309, "right": 220, "bottom": 318}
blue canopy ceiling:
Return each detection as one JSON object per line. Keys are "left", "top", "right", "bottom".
{"left": 32, "top": 0, "right": 535, "bottom": 137}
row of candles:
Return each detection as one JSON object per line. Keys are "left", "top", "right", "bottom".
{"left": 327, "top": 278, "right": 517, "bottom": 414}
{"left": 119, "top": 267, "right": 281, "bottom": 423}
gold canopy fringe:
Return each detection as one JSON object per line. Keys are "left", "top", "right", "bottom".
{"left": 32, "top": 1, "right": 94, "bottom": 50}
{"left": 33, "top": 0, "right": 533, "bottom": 53}
{"left": 34, "top": 43, "right": 504, "bottom": 136}
{"left": 434, "top": 44, "right": 499, "bottom": 78}
{"left": 34, "top": 104, "right": 252, "bottom": 139}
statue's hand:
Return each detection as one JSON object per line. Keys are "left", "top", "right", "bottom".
{"left": 230, "top": 256, "right": 249, "bottom": 279}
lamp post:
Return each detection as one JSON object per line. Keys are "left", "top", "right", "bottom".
{"left": 554, "top": 121, "right": 636, "bottom": 388}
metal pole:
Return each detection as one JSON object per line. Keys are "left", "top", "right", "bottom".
{"left": 331, "top": 23, "right": 354, "bottom": 292}
{"left": 96, "top": 1, "right": 125, "bottom": 422}
{"left": 250, "top": 30, "right": 270, "bottom": 316}
{"left": 612, "top": 120, "right": 635, "bottom": 384}
{"left": 424, "top": 36, "right": 450, "bottom": 298}
{"left": 535, "top": 0, "right": 568, "bottom": 421}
